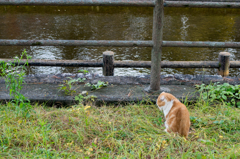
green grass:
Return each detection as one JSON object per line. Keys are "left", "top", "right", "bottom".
{"left": 1, "top": 99, "right": 240, "bottom": 158}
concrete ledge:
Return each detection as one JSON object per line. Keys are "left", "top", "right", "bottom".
{"left": 0, "top": 73, "right": 238, "bottom": 106}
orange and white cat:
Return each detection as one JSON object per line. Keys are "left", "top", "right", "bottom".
{"left": 156, "top": 92, "right": 190, "bottom": 138}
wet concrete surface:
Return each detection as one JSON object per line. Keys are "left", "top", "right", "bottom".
{"left": 0, "top": 82, "right": 196, "bottom": 106}
{"left": 1, "top": 73, "right": 238, "bottom": 106}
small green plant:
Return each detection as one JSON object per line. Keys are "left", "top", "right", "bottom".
{"left": 75, "top": 94, "right": 85, "bottom": 104}
{"left": 75, "top": 91, "right": 97, "bottom": 105}
{"left": 0, "top": 50, "right": 33, "bottom": 118}
{"left": 196, "top": 83, "right": 240, "bottom": 107}
{"left": 78, "top": 69, "right": 89, "bottom": 74}
{"left": 85, "top": 81, "right": 108, "bottom": 90}
{"left": 59, "top": 77, "right": 86, "bottom": 95}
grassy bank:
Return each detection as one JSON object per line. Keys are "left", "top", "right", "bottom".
{"left": 1, "top": 99, "right": 240, "bottom": 158}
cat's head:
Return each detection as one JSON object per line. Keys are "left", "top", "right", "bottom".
{"left": 156, "top": 92, "right": 176, "bottom": 108}
{"left": 157, "top": 92, "right": 167, "bottom": 108}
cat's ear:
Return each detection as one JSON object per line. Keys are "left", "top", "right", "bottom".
{"left": 160, "top": 95, "right": 165, "bottom": 101}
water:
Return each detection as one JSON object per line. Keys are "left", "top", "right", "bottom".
{"left": 0, "top": 6, "right": 240, "bottom": 76}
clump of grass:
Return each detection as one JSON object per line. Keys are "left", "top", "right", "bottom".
{"left": 0, "top": 98, "right": 239, "bottom": 158}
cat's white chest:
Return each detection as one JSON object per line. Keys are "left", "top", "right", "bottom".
{"left": 158, "top": 99, "right": 174, "bottom": 118}
{"left": 157, "top": 99, "right": 173, "bottom": 130}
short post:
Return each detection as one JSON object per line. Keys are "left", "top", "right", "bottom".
{"left": 103, "top": 51, "right": 114, "bottom": 76}
{"left": 149, "top": 0, "right": 164, "bottom": 91}
{"left": 218, "top": 52, "right": 230, "bottom": 77}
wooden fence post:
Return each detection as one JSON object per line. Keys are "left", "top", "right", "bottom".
{"left": 218, "top": 52, "right": 230, "bottom": 77}
{"left": 103, "top": 51, "right": 114, "bottom": 76}
{"left": 149, "top": 0, "right": 164, "bottom": 91}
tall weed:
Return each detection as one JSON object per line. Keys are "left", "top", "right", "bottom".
{"left": 0, "top": 50, "right": 33, "bottom": 118}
